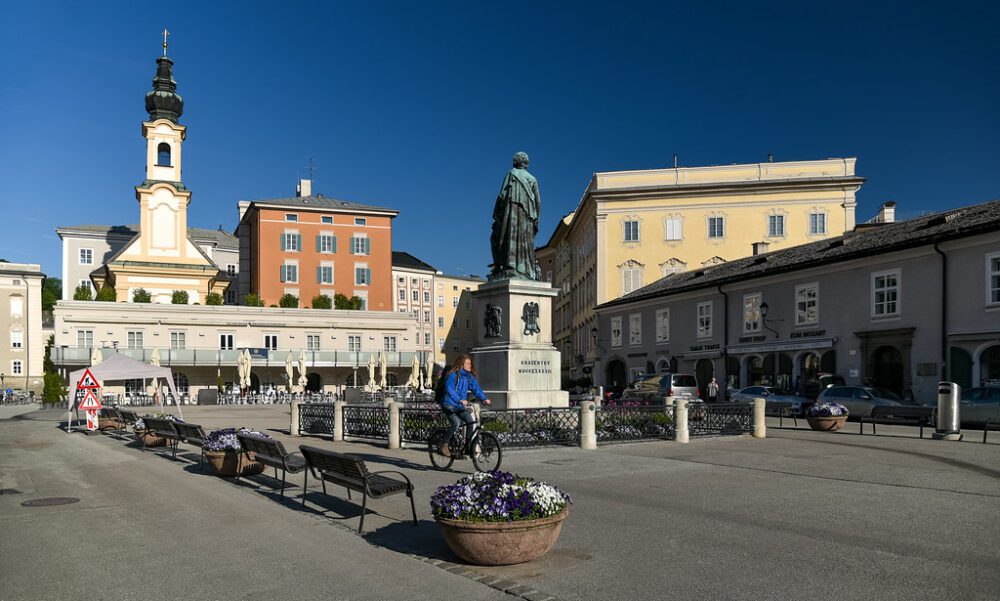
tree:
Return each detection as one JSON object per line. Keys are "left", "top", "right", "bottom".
{"left": 132, "top": 288, "right": 152, "bottom": 303}
{"left": 73, "top": 284, "right": 93, "bottom": 301}
{"left": 311, "top": 294, "right": 332, "bottom": 309}
{"left": 42, "top": 335, "right": 65, "bottom": 405}
{"left": 244, "top": 292, "right": 264, "bottom": 307}
{"left": 204, "top": 292, "right": 224, "bottom": 306}
{"left": 95, "top": 284, "right": 117, "bottom": 302}
{"left": 42, "top": 277, "right": 61, "bottom": 311}
{"left": 334, "top": 293, "right": 364, "bottom": 310}
{"left": 279, "top": 293, "right": 299, "bottom": 308}
{"left": 171, "top": 290, "right": 189, "bottom": 305}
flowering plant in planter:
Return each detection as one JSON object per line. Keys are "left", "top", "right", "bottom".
{"left": 431, "top": 470, "right": 571, "bottom": 522}
{"left": 134, "top": 413, "right": 182, "bottom": 430}
{"left": 203, "top": 427, "right": 271, "bottom": 452}
{"left": 804, "top": 402, "right": 849, "bottom": 418}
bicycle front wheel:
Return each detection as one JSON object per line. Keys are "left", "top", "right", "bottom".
{"left": 471, "top": 431, "right": 502, "bottom": 472}
{"left": 428, "top": 429, "right": 455, "bottom": 471}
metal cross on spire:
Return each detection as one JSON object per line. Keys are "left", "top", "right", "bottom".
{"left": 162, "top": 28, "right": 170, "bottom": 56}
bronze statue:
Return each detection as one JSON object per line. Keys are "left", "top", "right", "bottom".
{"left": 490, "top": 152, "right": 540, "bottom": 281}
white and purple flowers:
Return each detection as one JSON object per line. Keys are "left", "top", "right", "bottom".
{"left": 204, "top": 427, "right": 271, "bottom": 452}
{"left": 431, "top": 471, "right": 571, "bottom": 522}
{"left": 805, "top": 402, "right": 849, "bottom": 418}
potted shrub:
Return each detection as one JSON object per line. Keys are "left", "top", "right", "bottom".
{"left": 805, "top": 402, "right": 849, "bottom": 431}
{"left": 431, "top": 471, "right": 571, "bottom": 566}
{"left": 203, "top": 428, "right": 268, "bottom": 477}
{"left": 132, "top": 414, "right": 179, "bottom": 447}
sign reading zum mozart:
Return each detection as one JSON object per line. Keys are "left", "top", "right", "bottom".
{"left": 518, "top": 359, "right": 552, "bottom": 374}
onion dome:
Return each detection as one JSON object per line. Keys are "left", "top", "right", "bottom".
{"left": 144, "top": 56, "right": 184, "bottom": 123}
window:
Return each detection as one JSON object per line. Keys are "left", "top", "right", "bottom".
{"left": 665, "top": 218, "right": 683, "bottom": 241}
{"left": 697, "top": 301, "right": 713, "bottom": 338}
{"left": 452, "top": 296, "right": 459, "bottom": 308}
{"left": 809, "top": 213, "right": 827, "bottom": 235}
{"left": 307, "top": 335, "right": 320, "bottom": 351}
{"left": 423, "top": 291, "right": 430, "bottom": 303}
{"left": 219, "top": 334, "right": 234, "bottom": 350}
{"left": 317, "top": 265, "right": 333, "bottom": 284}
{"left": 438, "top": 317, "right": 445, "bottom": 327}
{"left": 411, "top": 278, "right": 418, "bottom": 286}
{"left": 422, "top": 279, "right": 430, "bottom": 289}
{"left": 285, "top": 214, "right": 298, "bottom": 222}
{"left": 12, "top": 360, "right": 22, "bottom": 375}
{"left": 987, "top": 252, "right": 1000, "bottom": 305}
{"left": 465, "top": 319, "right": 471, "bottom": 329}
{"left": 321, "top": 215, "right": 333, "bottom": 224}
{"left": 317, "top": 234, "right": 337, "bottom": 253}
{"left": 424, "top": 310, "right": 431, "bottom": 323}
{"left": 225, "top": 289, "right": 237, "bottom": 304}
{"left": 280, "top": 264, "right": 298, "bottom": 283}
{"left": 351, "top": 236, "right": 371, "bottom": 255}
{"left": 11, "top": 330, "right": 23, "bottom": 349}
{"left": 226, "top": 264, "right": 237, "bottom": 277}
{"left": 78, "top": 279, "right": 93, "bottom": 294}
{"left": 264, "top": 335, "right": 278, "bottom": 350}
{"left": 465, "top": 298, "right": 471, "bottom": 309}
{"left": 156, "top": 143, "right": 171, "bottom": 166}
{"left": 743, "top": 293, "right": 761, "bottom": 333}
{"left": 79, "top": 248, "right": 93, "bottom": 265}
{"left": 767, "top": 215, "right": 785, "bottom": 237}
{"left": 10, "top": 296, "right": 23, "bottom": 317}
{"left": 629, "top": 314, "right": 641, "bottom": 345}
{"left": 348, "top": 335, "right": 361, "bottom": 352}
{"left": 170, "top": 332, "right": 186, "bottom": 350}
{"left": 872, "top": 269, "right": 900, "bottom": 318}
{"left": 621, "top": 265, "right": 643, "bottom": 295}
{"left": 173, "top": 372, "right": 189, "bottom": 394}
{"left": 282, "top": 232, "right": 301, "bottom": 252}
{"left": 795, "top": 283, "right": 819, "bottom": 325}
{"left": 399, "top": 289, "right": 406, "bottom": 301}
{"left": 452, "top": 340, "right": 459, "bottom": 351}
{"left": 412, "top": 290, "right": 419, "bottom": 302}
{"left": 623, "top": 220, "right": 640, "bottom": 242}
{"left": 355, "top": 266, "right": 371, "bottom": 286}
{"left": 661, "top": 259, "right": 686, "bottom": 276}
{"left": 355, "top": 218, "right": 367, "bottom": 226}
{"left": 383, "top": 336, "right": 397, "bottom": 352}
{"left": 438, "top": 295, "right": 444, "bottom": 307}
{"left": 611, "top": 316, "right": 623, "bottom": 347}
{"left": 77, "top": 330, "right": 93, "bottom": 348}
{"left": 708, "top": 217, "right": 725, "bottom": 239}
{"left": 127, "top": 330, "right": 143, "bottom": 349}
{"left": 353, "top": 291, "right": 368, "bottom": 310}
{"left": 424, "top": 332, "right": 431, "bottom": 345}
{"left": 656, "top": 309, "right": 670, "bottom": 344}
{"left": 439, "top": 338, "right": 445, "bottom": 350}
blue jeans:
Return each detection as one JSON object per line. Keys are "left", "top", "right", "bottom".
{"left": 443, "top": 407, "right": 475, "bottom": 453}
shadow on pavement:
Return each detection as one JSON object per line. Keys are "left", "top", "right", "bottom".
{"left": 365, "top": 519, "right": 459, "bottom": 562}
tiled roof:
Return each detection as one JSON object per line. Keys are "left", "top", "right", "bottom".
{"left": 57, "top": 224, "right": 237, "bottom": 249}
{"left": 599, "top": 198, "right": 1000, "bottom": 309}
{"left": 245, "top": 194, "right": 398, "bottom": 215}
{"left": 392, "top": 251, "right": 436, "bottom": 272}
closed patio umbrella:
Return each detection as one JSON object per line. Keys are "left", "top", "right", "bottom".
{"left": 410, "top": 354, "right": 420, "bottom": 390}
{"left": 297, "top": 349, "right": 307, "bottom": 389}
{"left": 367, "top": 353, "right": 376, "bottom": 390}
{"left": 285, "top": 351, "right": 294, "bottom": 392}
{"left": 424, "top": 353, "right": 435, "bottom": 390}
{"left": 379, "top": 351, "right": 387, "bottom": 389}
{"left": 150, "top": 348, "right": 161, "bottom": 404}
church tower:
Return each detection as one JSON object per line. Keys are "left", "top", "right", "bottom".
{"left": 92, "top": 35, "right": 228, "bottom": 304}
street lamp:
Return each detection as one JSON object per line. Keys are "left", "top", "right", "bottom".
{"left": 759, "top": 302, "right": 780, "bottom": 338}
{"left": 590, "top": 326, "right": 607, "bottom": 351}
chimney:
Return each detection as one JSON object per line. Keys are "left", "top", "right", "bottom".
{"left": 767, "top": 153, "right": 774, "bottom": 163}
{"left": 237, "top": 200, "right": 250, "bottom": 221}
{"left": 673, "top": 154, "right": 678, "bottom": 168}
{"left": 752, "top": 241, "right": 770, "bottom": 256}
{"left": 296, "top": 178, "right": 312, "bottom": 197}
{"left": 876, "top": 201, "right": 896, "bottom": 223}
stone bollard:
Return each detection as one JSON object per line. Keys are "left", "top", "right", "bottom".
{"left": 675, "top": 398, "right": 689, "bottom": 444}
{"left": 333, "top": 400, "right": 345, "bottom": 442}
{"left": 580, "top": 401, "right": 597, "bottom": 450}
{"left": 290, "top": 399, "right": 301, "bottom": 437}
{"left": 592, "top": 393, "right": 602, "bottom": 408}
{"left": 752, "top": 397, "right": 766, "bottom": 439}
{"left": 388, "top": 402, "right": 401, "bottom": 449}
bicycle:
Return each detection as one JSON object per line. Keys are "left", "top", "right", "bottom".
{"left": 427, "top": 405, "right": 503, "bottom": 472}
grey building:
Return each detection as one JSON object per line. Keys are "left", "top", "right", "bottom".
{"left": 594, "top": 199, "right": 1000, "bottom": 404}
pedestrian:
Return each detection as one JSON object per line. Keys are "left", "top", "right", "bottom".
{"left": 435, "top": 354, "right": 491, "bottom": 457}
{"left": 707, "top": 377, "right": 720, "bottom": 403}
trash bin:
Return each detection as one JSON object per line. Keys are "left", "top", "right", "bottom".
{"left": 933, "top": 381, "right": 962, "bottom": 441}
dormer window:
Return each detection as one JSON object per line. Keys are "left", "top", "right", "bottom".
{"left": 156, "top": 143, "right": 171, "bottom": 167}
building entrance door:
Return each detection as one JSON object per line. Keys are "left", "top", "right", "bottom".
{"left": 872, "top": 345, "right": 904, "bottom": 395}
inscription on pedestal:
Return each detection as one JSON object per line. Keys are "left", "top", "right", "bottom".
{"left": 518, "top": 359, "right": 552, "bottom": 374}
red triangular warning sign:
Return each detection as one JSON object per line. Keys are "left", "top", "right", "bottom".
{"left": 77, "top": 368, "right": 101, "bottom": 389}
{"left": 78, "top": 389, "right": 103, "bottom": 410}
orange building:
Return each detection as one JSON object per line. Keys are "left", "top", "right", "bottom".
{"left": 237, "top": 180, "right": 398, "bottom": 310}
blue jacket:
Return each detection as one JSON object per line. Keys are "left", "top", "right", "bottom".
{"left": 442, "top": 369, "right": 486, "bottom": 410}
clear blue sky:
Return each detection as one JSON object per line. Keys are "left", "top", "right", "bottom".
{"left": 2, "top": 1, "right": 997, "bottom": 279}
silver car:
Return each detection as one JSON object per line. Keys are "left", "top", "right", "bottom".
{"left": 732, "top": 386, "right": 812, "bottom": 414}
{"left": 817, "top": 386, "right": 906, "bottom": 418}
{"left": 959, "top": 387, "right": 1000, "bottom": 425}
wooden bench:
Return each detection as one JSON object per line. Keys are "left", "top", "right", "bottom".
{"left": 235, "top": 433, "right": 307, "bottom": 496}
{"left": 984, "top": 418, "right": 1000, "bottom": 444}
{"left": 173, "top": 421, "right": 209, "bottom": 470}
{"left": 298, "top": 445, "right": 417, "bottom": 533}
{"left": 142, "top": 416, "right": 181, "bottom": 457}
{"left": 859, "top": 406, "right": 935, "bottom": 438}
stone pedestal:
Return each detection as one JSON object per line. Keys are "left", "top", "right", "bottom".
{"left": 470, "top": 279, "right": 568, "bottom": 410}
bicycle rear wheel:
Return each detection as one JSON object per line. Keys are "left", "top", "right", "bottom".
{"left": 428, "top": 429, "right": 455, "bottom": 470}
{"left": 471, "top": 431, "right": 502, "bottom": 472}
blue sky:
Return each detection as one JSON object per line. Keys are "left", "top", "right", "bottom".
{"left": 2, "top": 1, "right": 997, "bottom": 279}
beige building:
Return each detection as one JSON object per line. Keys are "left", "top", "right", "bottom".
{"left": 536, "top": 213, "right": 575, "bottom": 384}
{"left": 51, "top": 301, "right": 419, "bottom": 395}
{"left": 434, "top": 274, "right": 484, "bottom": 368}
{"left": 0, "top": 262, "right": 45, "bottom": 394}
{"left": 391, "top": 252, "right": 437, "bottom": 365}
{"left": 541, "top": 157, "right": 864, "bottom": 381}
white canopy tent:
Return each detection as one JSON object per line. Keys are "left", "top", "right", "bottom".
{"left": 67, "top": 353, "right": 182, "bottom": 432}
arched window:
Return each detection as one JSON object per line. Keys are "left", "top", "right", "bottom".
{"left": 157, "top": 143, "right": 172, "bottom": 167}
{"left": 173, "top": 372, "right": 189, "bottom": 394}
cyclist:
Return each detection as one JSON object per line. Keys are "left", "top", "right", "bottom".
{"left": 438, "top": 354, "right": 490, "bottom": 458}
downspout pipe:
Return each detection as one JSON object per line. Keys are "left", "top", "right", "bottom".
{"left": 718, "top": 285, "right": 729, "bottom": 400}
{"left": 933, "top": 243, "right": 947, "bottom": 382}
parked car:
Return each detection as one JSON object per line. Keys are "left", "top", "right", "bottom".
{"left": 959, "top": 386, "right": 1000, "bottom": 425}
{"left": 816, "top": 386, "right": 911, "bottom": 418}
{"left": 622, "top": 374, "right": 700, "bottom": 400}
{"left": 803, "top": 373, "right": 847, "bottom": 399}
{"left": 731, "top": 386, "right": 813, "bottom": 415}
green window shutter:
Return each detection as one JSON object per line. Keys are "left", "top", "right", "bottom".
{"left": 332, "top": 236, "right": 337, "bottom": 253}
{"left": 280, "top": 233, "right": 286, "bottom": 251}
{"left": 317, "top": 266, "right": 322, "bottom": 283}
{"left": 364, "top": 238, "right": 371, "bottom": 255}
{"left": 316, "top": 235, "right": 321, "bottom": 252}
{"left": 365, "top": 268, "right": 372, "bottom": 284}
{"left": 296, "top": 234, "right": 302, "bottom": 251}
{"left": 279, "top": 265, "right": 286, "bottom": 283}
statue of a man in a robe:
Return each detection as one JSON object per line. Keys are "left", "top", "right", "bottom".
{"left": 489, "top": 151, "right": 541, "bottom": 281}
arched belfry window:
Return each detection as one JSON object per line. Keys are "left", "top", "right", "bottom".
{"left": 157, "top": 143, "right": 172, "bottom": 167}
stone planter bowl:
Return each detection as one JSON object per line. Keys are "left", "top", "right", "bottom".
{"left": 437, "top": 507, "right": 569, "bottom": 566}
{"left": 134, "top": 429, "right": 165, "bottom": 447}
{"left": 806, "top": 415, "right": 848, "bottom": 431}
{"left": 204, "top": 449, "right": 264, "bottom": 478}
